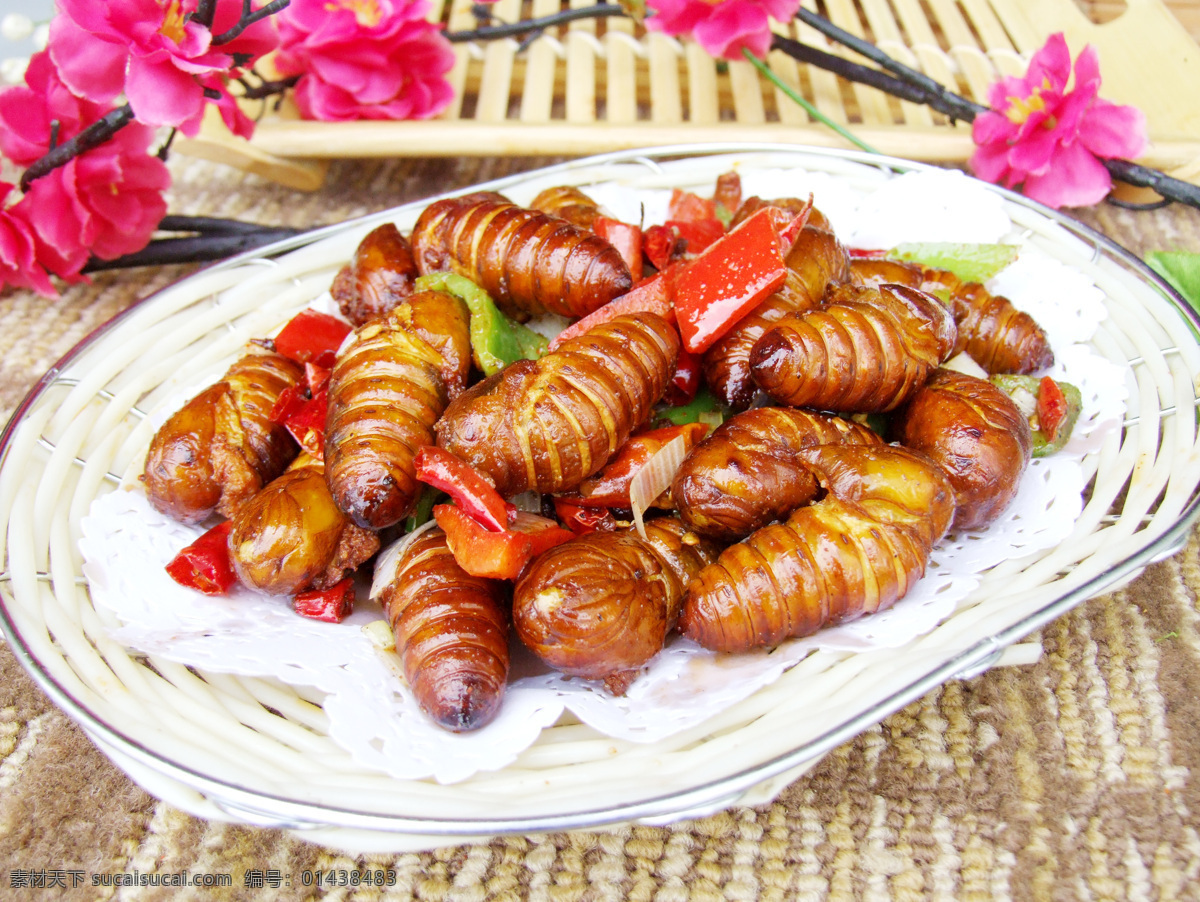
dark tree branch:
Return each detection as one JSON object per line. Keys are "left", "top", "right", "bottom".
{"left": 212, "top": 0, "right": 291, "bottom": 44}
{"left": 20, "top": 105, "right": 136, "bottom": 191}
{"left": 157, "top": 215, "right": 301, "bottom": 236}
{"left": 770, "top": 35, "right": 986, "bottom": 122}
{"left": 239, "top": 73, "right": 301, "bottom": 100}
{"left": 194, "top": 0, "right": 217, "bottom": 29}
{"left": 81, "top": 227, "right": 304, "bottom": 273}
{"left": 445, "top": 4, "right": 626, "bottom": 42}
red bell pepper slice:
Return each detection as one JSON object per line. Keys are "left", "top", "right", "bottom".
{"left": 436, "top": 505, "right": 573, "bottom": 580}
{"left": 284, "top": 388, "right": 327, "bottom": 457}
{"left": 594, "top": 217, "right": 643, "bottom": 284}
{"left": 415, "top": 446, "right": 514, "bottom": 532}
{"left": 304, "top": 361, "right": 332, "bottom": 395}
{"left": 548, "top": 270, "right": 676, "bottom": 350}
{"left": 273, "top": 309, "right": 352, "bottom": 366}
{"left": 712, "top": 172, "right": 742, "bottom": 223}
{"left": 672, "top": 208, "right": 788, "bottom": 354}
{"left": 1037, "top": 376, "right": 1069, "bottom": 443}
{"left": 643, "top": 224, "right": 684, "bottom": 272}
{"left": 662, "top": 345, "right": 702, "bottom": 407}
{"left": 293, "top": 577, "right": 355, "bottom": 623}
{"left": 553, "top": 498, "right": 619, "bottom": 535}
{"left": 268, "top": 383, "right": 307, "bottom": 426}
{"left": 669, "top": 188, "right": 718, "bottom": 223}
{"left": 669, "top": 218, "right": 726, "bottom": 257}
{"left": 644, "top": 220, "right": 727, "bottom": 270}
{"left": 569, "top": 422, "right": 709, "bottom": 508}
{"left": 165, "top": 521, "right": 238, "bottom": 595}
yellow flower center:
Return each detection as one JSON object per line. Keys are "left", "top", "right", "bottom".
{"left": 1004, "top": 77, "right": 1052, "bottom": 126}
{"left": 159, "top": 0, "right": 187, "bottom": 45}
{"left": 327, "top": 0, "right": 383, "bottom": 27}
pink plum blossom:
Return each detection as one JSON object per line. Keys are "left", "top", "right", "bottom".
{"left": 0, "top": 51, "right": 111, "bottom": 165}
{"left": 17, "top": 124, "right": 170, "bottom": 276}
{"left": 0, "top": 49, "right": 170, "bottom": 291}
{"left": 273, "top": 0, "right": 456, "bottom": 121}
{"left": 0, "top": 185, "right": 56, "bottom": 296}
{"left": 48, "top": 0, "right": 277, "bottom": 135}
{"left": 645, "top": 0, "right": 800, "bottom": 61}
{"left": 970, "top": 33, "right": 1147, "bottom": 209}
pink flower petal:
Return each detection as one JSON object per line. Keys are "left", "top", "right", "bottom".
{"left": 279, "top": 7, "right": 455, "bottom": 122}
{"left": 1026, "top": 32, "right": 1072, "bottom": 93}
{"left": 693, "top": 0, "right": 772, "bottom": 60}
{"left": 124, "top": 55, "right": 208, "bottom": 132}
{"left": 1006, "top": 119, "right": 1062, "bottom": 176}
{"left": 1078, "top": 98, "right": 1148, "bottom": 160}
{"left": 48, "top": 16, "right": 129, "bottom": 104}
{"left": 968, "top": 140, "right": 1014, "bottom": 186}
{"left": 645, "top": 0, "right": 713, "bottom": 36}
{"left": 1023, "top": 139, "right": 1113, "bottom": 208}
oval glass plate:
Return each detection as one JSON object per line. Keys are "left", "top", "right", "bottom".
{"left": 3, "top": 145, "right": 1199, "bottom": 851}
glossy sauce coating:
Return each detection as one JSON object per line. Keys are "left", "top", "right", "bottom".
{"left": 325, "top": 289, "right": 472, "bottom": 530}
{"left": 750, "top": 282, "right": 956, "bottom": 413}
{"left": 671, "top": 407, "right": 882, "bottom": 541}
{"left": 679, "top": 444, "right": 955, "bottom": 653}
{"left": 851, "top": 257, "right": 1054, "bottom": 374}
{"left": 435, "top": 313, "right": 679, "bottom": 497}
{"left": 229, "top": 456, "right": 379, "bottom": 595}
{"left": 513, "top": 518, "right": 721, "bottom": 684}
{"left": 410, "top": 194, "right": 632, "bottom": 319}
{"left": 143, "top": 351, "right": 303, "bottom": 524}
{"left": 702, "top": 221, "right": 851, "bottom": 409}
{"left": 376, "top": 527, "right": 510, "bottom": 732}
{"left": 330, "top": 223, "right": 420, "bottom": 327}
{"left": 893, "top": 368, "right": 1032, "bottom": 530}
{"left": 529, "top": 185, "right": 601, "bottom": 230}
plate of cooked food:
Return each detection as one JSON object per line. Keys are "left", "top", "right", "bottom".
{"left": 2, "top": 145, "right": 1198, "bottom": 851}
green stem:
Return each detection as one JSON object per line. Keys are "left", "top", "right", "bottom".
{"left": 741, "top": 48, "right": 879, "bottom": 154}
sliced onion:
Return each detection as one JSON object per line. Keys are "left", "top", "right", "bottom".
{"left": 508, "top": 491, "right": 543, "bottom": 513}
{"left": 369, "top": 518, "right": 438, "bottom": 602}
{"left": 941, "top": 351, "right": 987, "bottom": 379}
{"left": 361, "top": 619, "right": 396, "bottom": 651}
{"left": 628, "top": 433, "right": 692, "bottom": 540}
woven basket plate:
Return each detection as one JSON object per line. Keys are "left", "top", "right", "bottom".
{"left": 2, "top": 145, "right": 1199, "bottom": 851}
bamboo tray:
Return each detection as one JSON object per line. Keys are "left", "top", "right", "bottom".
{"left": 177, "top": 0, "right": 1200, "bottom": 191}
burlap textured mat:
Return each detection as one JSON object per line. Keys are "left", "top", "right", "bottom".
{"left": 1, "top": 154, "right": 1199, "bottom": 901}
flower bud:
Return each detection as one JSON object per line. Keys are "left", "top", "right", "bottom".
{"left": 0, "top": 56, "right": 28, "bottom": 85}
{"left": 1, "top": 14, "right": 34, "bottom": 42}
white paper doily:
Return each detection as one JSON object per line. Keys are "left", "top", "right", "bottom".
{"left": 79, "top": 168, "right": 1127, "bottom": 783}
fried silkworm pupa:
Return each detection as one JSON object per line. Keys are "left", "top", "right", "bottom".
{"left": 679, "top": 444, "right": 955, "bottom": 653}
{"left": 893, "top": 368, "right": 1032, "bottom": 530}
{"left": 702, "top": 222, "right": 851, "bottom": 409}
{"left": 529, "top": 185, "right": 602, "bottom": 230}
{"left": 229, "top": 454, "right": 379, "bottom": 596}
{"left": 851, "top": 257, "right": 1054, "bottom": 374}
{"left": 729, "top": 197, "right": 832, "bottom": 231}
{"left": 435, "top": 312, "right": 679, "bottom": 497}
{"left": 143, "top": 351, "right": 303, "bottom": 525}
{"left": 409, "top": 193, "right": 632, "bottom": 320}
{"left": 325, "top": 289, "right": 472, "bottom": 530}
{"left": 671, "top": 407, "right": 883, "bottom": 542}
{"left": 374, "top": 526, "right": 510, "bottom": 732}
{"left": 513, "top": 517, "right": 721, "bottom": 689}
{"left": 330, "top": 223, "right": 420, "bottom": 327}
{"left": 750, "top": 282, "right": 957, "bottom": 413}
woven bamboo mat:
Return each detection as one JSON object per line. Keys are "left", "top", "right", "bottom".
{"left": 177, "top": 0, "right": 1200, "bottom": 192}
{"left": 2, "top": 154, "right": 1200, "bottom": 899}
